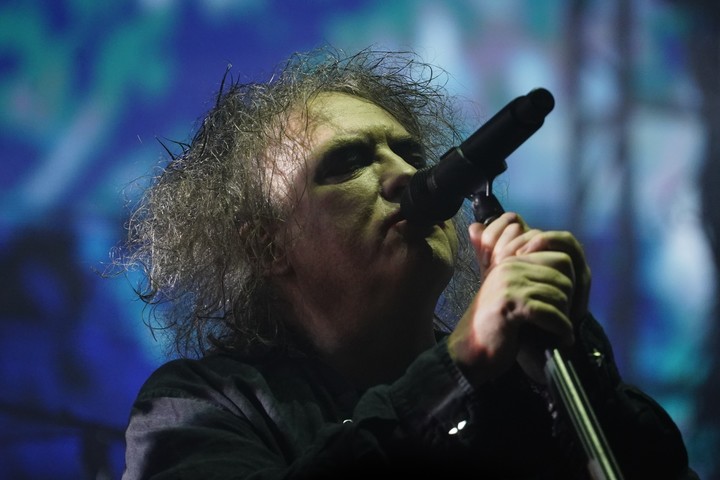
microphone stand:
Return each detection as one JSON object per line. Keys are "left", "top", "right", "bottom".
{"left": 471, "top": 183, "right": 624, "bottom": 480}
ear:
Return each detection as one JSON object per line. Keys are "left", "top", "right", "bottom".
{"left": 262, "top": 231, "right": 292, "bottom": 276}
{"left": 238, "top": 222, "right": 292, "bottom": 277}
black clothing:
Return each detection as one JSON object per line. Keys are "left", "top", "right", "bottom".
{"left": 123, "top": 316, "right": 695, "bottom": 479}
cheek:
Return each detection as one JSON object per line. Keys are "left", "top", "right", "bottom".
{"left": 311, "top": 181, "right": 378, "bottom": 228}
{"left": 288, "top": 185, "right": 375, "bottom": 250}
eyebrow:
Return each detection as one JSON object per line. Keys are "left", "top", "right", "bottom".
{"left": 314, "top": 134, "right": 371, "bottom": 153}
{"left": 389, "top": 136, "right": 424, "bottom": 152}
{"left": 313, "top": 128, "right": 421, "bottom": 155}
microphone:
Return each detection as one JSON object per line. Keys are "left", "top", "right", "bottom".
{"left": 400, "top": 88, "right": 555, "bottom": 225}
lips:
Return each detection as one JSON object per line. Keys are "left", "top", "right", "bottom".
{"left": 384, "top": 209, "right": 444, "bottom": 237}
{"left": 383, "top": 210, "right": 405, "bottom": 230}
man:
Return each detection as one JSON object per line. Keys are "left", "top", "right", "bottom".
{"left": 120, "top": 48, "right": 695, "bottom": 478}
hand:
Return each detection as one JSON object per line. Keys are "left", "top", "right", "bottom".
{"left": 447, "top": 213, "right": 592, "bottom": 385}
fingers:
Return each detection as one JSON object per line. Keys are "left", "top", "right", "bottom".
{"left": 470, "top": 219, "right": 581, "bottom": 282}
{"left": 469, "top": 213, "right": 590, "bottom": 334}
{"left": 470, "top": 215, "right": 592, "bottom": 319}
{"left": 491, "top": 256, "right": 576, "bottom": 345}
{"left": 469, "top": 213, "right": 586, "bottom": 266}
{"left": 448, "top": 254, "right": 577, "bottom": 386}
{"left": 457, "top": 212, "right": 592, "bottom": 386}
{"left": 516, "top": 230, "right": 585, "bottom": 266}
{"left": 469, "top": 212, "right": 528, "bottom": 270}
{"left": 514, "top": 231, "right": 591, "bottom": 318}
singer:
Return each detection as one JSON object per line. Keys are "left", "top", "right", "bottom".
{"left": 119, "top": 47, "right": 696, "bottom": 479}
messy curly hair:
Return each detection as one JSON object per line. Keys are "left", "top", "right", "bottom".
{"left": 120, "top": 47, "right": 478, "bottom": 358}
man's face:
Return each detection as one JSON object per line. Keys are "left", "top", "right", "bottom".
{"left": 272, "top": 92, "right": 459, "bottom": 352}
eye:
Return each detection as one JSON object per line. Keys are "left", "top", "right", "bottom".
{"left": 314, "top": 144, "right": 373, "bottom": 185}
{"left": 391, "top": 138, "right": 427, "bottom": 169}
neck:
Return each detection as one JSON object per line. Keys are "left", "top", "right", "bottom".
{"left": 274, "top": 269, "right": 447, "bottom": 389}
{"left": 325, "top": 315, "right": 438, "bottom": 390}
{"left": 314, "top": 299, "right": 440, "bottom": 389}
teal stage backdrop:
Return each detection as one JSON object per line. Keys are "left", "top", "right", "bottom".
{"left": 1, "top": 0, "right": 718, "bottom": 478}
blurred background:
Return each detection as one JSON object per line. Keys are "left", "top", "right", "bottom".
{"left": 1, "top": 0, "right": 719, "bottom": 478}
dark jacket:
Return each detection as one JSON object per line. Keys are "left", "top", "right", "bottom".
{"left": 123, "top": 316, "right": 696, "bottom": 479}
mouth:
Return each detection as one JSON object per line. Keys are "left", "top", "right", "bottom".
{"left": 384, "top": 209, "right": 446, "bottom": 236}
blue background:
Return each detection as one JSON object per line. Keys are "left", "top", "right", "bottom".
{"left": 1, "top": 0, "right": 719, "bottom": 478}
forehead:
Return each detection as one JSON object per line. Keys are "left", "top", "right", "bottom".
{"left": 305, "top": 91, "right": 409, "bottom": 139}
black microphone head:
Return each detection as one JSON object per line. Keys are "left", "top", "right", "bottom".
{"left": 516, "top": 88, "right": 555, "bottom": 125}
{"left": 400, "top": 88, "right": 556, "bottom": 226}
{"left": 400, "top": 166, "right": 465, "bottom": 225}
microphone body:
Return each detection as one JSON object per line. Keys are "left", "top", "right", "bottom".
{"left": 400, "top": 88, "right": 555, "bottom": 225}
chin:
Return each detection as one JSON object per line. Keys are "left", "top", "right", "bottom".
{"left": 425, "top": 227, "right": 458, "bottom": 264}
{"left": 383, "top": 223, "right": 458, "bottom": 271}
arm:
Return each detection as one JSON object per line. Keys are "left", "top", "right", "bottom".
{"left": 446, "top": 212, "right": 695, "bottom": 479}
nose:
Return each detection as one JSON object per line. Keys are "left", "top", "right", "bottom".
{"left": 379, "top": 150, "right": 417, "bottom": 203}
